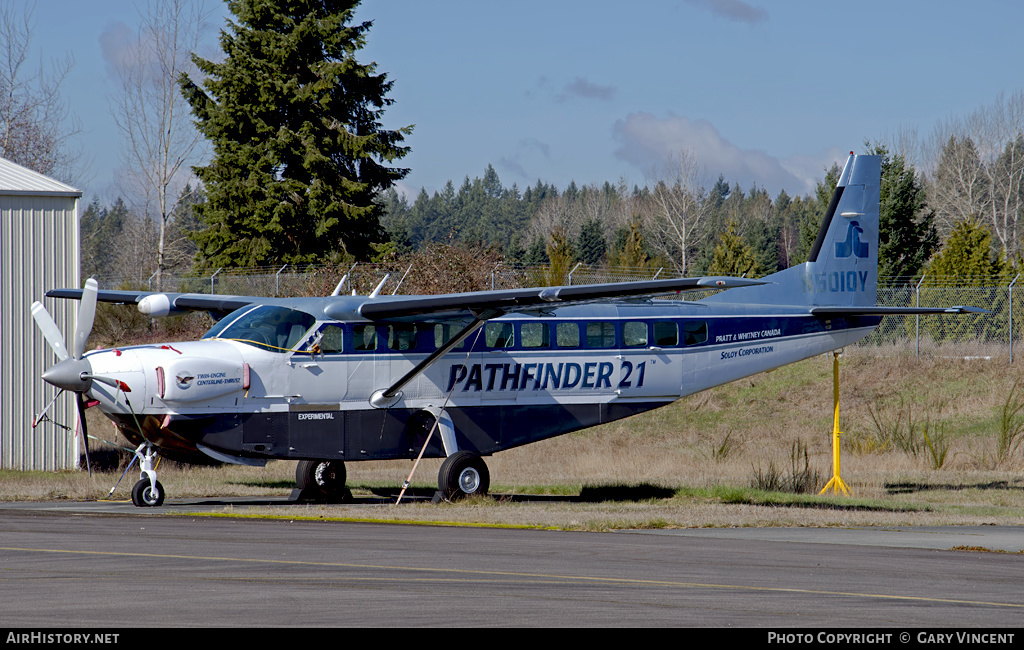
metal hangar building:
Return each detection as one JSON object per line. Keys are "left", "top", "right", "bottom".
{"left": 0, "top": 156, "right": 82, "bottom": 470}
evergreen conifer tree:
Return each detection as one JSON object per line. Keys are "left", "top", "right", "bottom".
{"left": 924, "top": 217, "right": 1006, "bottom": 281}
{"left": 609, "top": 218, "right": 652, "bottom": 271}
{"left": 180, "top": 0, "right": 411, "bottom": 267}
{"left": 575, "top": 218, "right": 607, "bottom": 266}
{"left": 793, "top": 164, "right": 841, "bottom": 264}
{"left": 706, "top": 220, "right": 764, "bottom": 277}
{"left": 870, "top": 144, "right": 938, "bottom": 283}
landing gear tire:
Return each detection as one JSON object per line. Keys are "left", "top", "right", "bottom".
{"left": 131, "top": 479, "right": 165, "bottom": 507}
{"left": 438, "top": 451, "right": 489, "bottom": 500}
{"left": 295, "top": 460, "right": 348, "bottom": 502}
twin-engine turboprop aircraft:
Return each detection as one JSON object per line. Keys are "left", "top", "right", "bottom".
{"left": 32, "top": 153, "right": 982, "bottom": 506}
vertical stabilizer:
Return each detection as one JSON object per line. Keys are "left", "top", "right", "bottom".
{"left": 703, "top": 152, "right": 881, "bottom": 308}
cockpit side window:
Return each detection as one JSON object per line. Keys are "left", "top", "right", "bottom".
{"left": 318, "top": 324, "right": 345, "bottom": 353}
{"left": 203, "top": 305, "right": 316, "bottom": 352}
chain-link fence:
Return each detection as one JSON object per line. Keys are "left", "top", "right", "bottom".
{"left": 90, "top": 265, "right": 1023, "bottom": 359}
{"left": 866, "top": 278, "right": 1023, "bottom": 359}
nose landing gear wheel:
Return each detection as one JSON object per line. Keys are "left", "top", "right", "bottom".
{"left": 438, "top": 451, "right": 489, "bottom": 500}
{"left": 128, "top": 442, "right": 164, "bottom": 507}
{"left": 131, "top": 479, "right": 165, "bottom": 507}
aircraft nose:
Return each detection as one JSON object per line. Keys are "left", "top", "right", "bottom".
{"left": 41, "top": 357, "right": 93, "bottom": 393}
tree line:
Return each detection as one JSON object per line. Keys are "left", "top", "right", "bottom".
{"left": 79, "top": 129, "right": 1022, "bottom": 291}
{"left": 376, "top": 136, "right": 1012, "bottom": 287}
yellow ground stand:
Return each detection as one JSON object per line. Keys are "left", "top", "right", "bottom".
{"left": 820, "top": 351, "right": 851, "bottom": 496}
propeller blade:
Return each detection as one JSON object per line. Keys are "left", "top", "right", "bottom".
{"left": 31, "top": 301, "right": 69, "bottom": 361}
{"left": 75, "top": 392, "right": 92, "bottom": 477}
{"left": 73, "top": 278, "right": 98, "bottom": 360}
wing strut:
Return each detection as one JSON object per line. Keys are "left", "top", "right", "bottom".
{"left": 369, "top": 309, "right": 501, "bottom": 408}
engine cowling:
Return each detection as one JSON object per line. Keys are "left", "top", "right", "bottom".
{"left": 157, "top": 356, "right": 245, "bottom": 402}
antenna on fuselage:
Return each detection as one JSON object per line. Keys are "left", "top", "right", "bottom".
{"left": 392, "top": 264, "right": 413, "bottom": 295}
{"left": 368, "top": 274, "right": 391, "bottom": 299}
{"left": 330, "top": 274, "right": 349, "bottom": 297}
{"left": 330, "top": 263, "right": 360, "bottom": 296}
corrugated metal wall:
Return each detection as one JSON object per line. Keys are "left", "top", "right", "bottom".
{"left": 1, "top": 193, "right": 80, "bottom": 470}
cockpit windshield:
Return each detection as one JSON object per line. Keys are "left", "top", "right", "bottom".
{"left": 202, "top": 305, "right": 316, "bottom": 352}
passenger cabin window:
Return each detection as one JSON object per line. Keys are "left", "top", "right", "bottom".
{"left": 434, "top": 323, "right": 467, "bottom": 350}
{"left": 556, "top": 322, "right": 579, "bottom": 348}
{"left": 485, "top": 322, "right": 514, "bottom": 349}
{"left": 353, "top": 324, "right": 377, "bottom": 351}
{"left": 684, "top": 320, "right": 708, "bottom": 346}
{"left": 388, "top": 324, "right": 418, "bottom": 351}
{"left": 653, "top": 321, "right": 678, "bottom": 347}
{"left": 586, "top": 322, "right": 615, "bottom": 348}
{"left": 520, "top": 322, "right": 549, "bottom": 348}
{"left": 623, "top": 321, "right": 647, "bottom": 347}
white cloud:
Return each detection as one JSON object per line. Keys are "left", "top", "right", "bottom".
{"left": 684, "top": 0, "right": 768, "bottom": 25}
{"left": 519, "top": 137, "right": 551, "bottom": 160}
{"left": 391, "top": 180, "right": 417, "bottom": 201}
{"left": 99, "top": 21, "right": 134, "bottom": 78}
{"left": 495, "top": 138, "right": 554, "bottom": 182}
{"left": 777, "top": 149, "right": 848, "bottom": 196}
{"left": 612, "top": 112, "right": 838, "bottom": 196}
{"left": 498, "top": 156, "right": 529, "bottom": 181}
{"left": 558, "top": 77, "right": 616, "bottom": 102}
{"left": 530, "top": 76, "right": 617, "bottom": 103}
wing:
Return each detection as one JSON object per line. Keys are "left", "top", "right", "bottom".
{"left": 45, "top": 288, "right": 256, "bottom": 317}
{"left": 46, "top": 275, "right": 770, "bottom": 322}
{"left": 335, "top": 276, "right": 769, "bottom": 322}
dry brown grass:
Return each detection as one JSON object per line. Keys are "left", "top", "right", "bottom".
{"left": 5, "top": 349, "right": 1024, "bottom": 529}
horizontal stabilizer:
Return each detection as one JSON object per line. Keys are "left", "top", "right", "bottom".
{"left": 810, "top": 305, "right": 990, "bottom": 316}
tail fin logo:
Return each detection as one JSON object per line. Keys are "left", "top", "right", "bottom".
{"left": 835, "top": 221, "right": 869, "bottom": 259}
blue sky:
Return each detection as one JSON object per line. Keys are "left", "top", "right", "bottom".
{"left": 26, "top": 0, "right": 1024, "bottom": 203}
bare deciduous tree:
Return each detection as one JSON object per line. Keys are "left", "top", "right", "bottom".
{"left": 112, "top": 0, "right": 208, "bottom": 289}
{"left": 114, "top": 204, "right": 159, "bottom": 287}
{"left": 0, "top": 3, "right": 78, "bottom": 180}
{"left": 928, "top": 92, "right": 1024, "bottom": 265}
{"left": 928, "top": 132, "right": 988, "bottom": 237}
{"left": 644, "top": 148, "right": 712, "bottom": 275}
{"left": 526, "top": 183, "right": 623, "bottom": 251}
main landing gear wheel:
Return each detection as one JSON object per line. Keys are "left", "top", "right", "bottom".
{"left": 295, "top": 460, "right": 348, "bottom": 502}
{"left": 131, "top": 479, "right": 165, "bottom": 507}
{"left": 438, "top": 451, "right": 490, "bottom": 500}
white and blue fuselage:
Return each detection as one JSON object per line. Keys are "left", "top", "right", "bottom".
{"left": 82, "top": 294, "right": 880, "bottom": 464}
